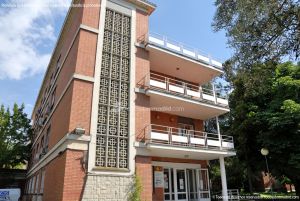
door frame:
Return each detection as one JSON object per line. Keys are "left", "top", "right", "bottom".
{"left": 153, "top": 162, "right": 204, "bottom": 201}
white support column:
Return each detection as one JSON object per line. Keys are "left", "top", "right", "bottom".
{"left": 219, "top": 156, "right": 228, "bottom": 201}
{"left": 216, "top": 116, "right": 222, "bottom": 149}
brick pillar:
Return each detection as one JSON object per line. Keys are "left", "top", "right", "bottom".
{"left": 136, "top": 156, "right": 152, "bottom": 201}
{"left": 153, "top": 166, "right": 164, "bottom": 201}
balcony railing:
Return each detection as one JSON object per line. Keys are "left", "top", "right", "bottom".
{"left": 144, "top": 32, "right": 223, "bottom": 69}
{"left": 145, "top": 72, "right": 229, "bottom": 107}
{"left": 145, "top": 124, "right": 234, "bottom": 150}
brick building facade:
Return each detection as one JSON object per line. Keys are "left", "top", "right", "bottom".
{"left": 23, "top": 0, "right": 235, "bottom": 201}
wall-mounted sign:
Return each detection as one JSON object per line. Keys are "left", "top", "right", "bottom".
{"left": 0, "top": 189, "right": 20, "bottom": 201}
{"left": 179, "top": 179, "right": 184, "bottom": 190}
{"left": 154, "top": 171, "right": 164, "bottom": 188}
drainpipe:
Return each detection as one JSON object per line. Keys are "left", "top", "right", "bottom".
{"left": 219, "top": 156, "right": 228, "bottom": 201}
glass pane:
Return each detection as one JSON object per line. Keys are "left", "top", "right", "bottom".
{"left": 164, "top": 169, "right": 170, "bottom": 193}
{"left": 176, "top": 170, "right": 186, "bottom": 192}
{"left": 178, "top": 193, "right": 187, "bottom": 199}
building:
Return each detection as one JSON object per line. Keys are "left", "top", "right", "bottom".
{"left": 23, "top": 0, "right": 236, "bottom": 200}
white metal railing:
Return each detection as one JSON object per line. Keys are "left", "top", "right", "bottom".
{"left": 214, "top": 189, "right": 240, "bottom": 201}
{"left": 227, "top": 189, "right": 240, "bottom": 200}
{"left": 146, "top": 72, "right": 229, "bottom": 106}
{"left": 145, "top": 124, "right": 234, "bottom": 150}
{"left": 146, "top": 32, "right": 223, "bottom": 69}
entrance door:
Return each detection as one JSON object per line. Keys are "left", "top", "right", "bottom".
{"left": 178, "top": 123, "right": 194, "bottom": 136}
{"left": 164, "top": 168, "right": 175, "bottom": 201}
{"left": 197, "top": 169, "right": 210, "bottom": 201}
{"left": 175, "top": 169, "right": 188, "bottom": 201}
{"left": 187, "top": 169, "right": 198, "bottom": 201}
{"left": 163, "top": 168, "right": 210, "bottom": 201}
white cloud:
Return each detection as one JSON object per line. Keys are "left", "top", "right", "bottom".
{"left": 0, "top": 0, "right": 70, "bottom": 80}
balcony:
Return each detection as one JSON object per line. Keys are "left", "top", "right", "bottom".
{"left": 140, "top": 33, "right": 224, "bottom": 84}
{"left": 135, "top": 124, "right": 235, "bottom": 160}
{"left": 137, "top": 73, "right": 229, "bottom": 120}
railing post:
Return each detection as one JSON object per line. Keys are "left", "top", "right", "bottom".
{"left": 199, "top": 85, "right": 203, "bottom": 99}
{"left": 184, "top": 83, "right": 187, "bottom": 96}
{"left": 145, "top": 73, "right": 150, "bottom": 88}
{"left": 180, "top": 43, "right": 184, "bottom": 54}
{"left": 168, "top": 127, "right": 171, "bottom": 145}
{"left": 147, "top": 124, "right": 151, "bottom": 143}
{"left": 213, "top": 84, "right": 217, "bottom": 104}
{"left": 166, "top": 77, "right": 169, "bottom": 91}
{"left": 204, "top": 132, "right": 208, "bottom": 148}
{"left": 209, "top": 54, "right": 213, "bottom": 66}
{"left": 163, "top": 36, "right": 167, "bottom": 48}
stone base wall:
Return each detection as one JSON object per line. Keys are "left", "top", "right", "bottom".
{"left": 82, "top": 175, "right": 134, "bottom": 201}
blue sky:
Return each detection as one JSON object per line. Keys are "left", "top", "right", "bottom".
{"left": 0, "top": 0, "right": 231, "bottom": 115}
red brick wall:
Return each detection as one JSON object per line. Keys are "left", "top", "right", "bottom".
{"left": 69, "top": 80, "right": 93, "bottom": 134}
{"left": 62, "top": 150, "right": 86, "bottom": 201}
{"left": 135, "top": 10, "right": 151, "bottom": 141}
{"left": 43, "top": 152, "right": 67, "bottom": 201}
{"left": 28, "top": 1, "right": 101, "bottom": 200}
{"left": 136, "top": 156, "right": 208, "bottom": 201}
{"left": 152, "top": 157, "right": 208, "bottom": 168}
{"left": 136, "top": 156, "right": 153, "bottom": 201}
{"left": 151, "top": 111, "right": 204, "bottom": 131}
{"left": 80, "top": 0, "right": 100, "bottom": 29}
{"left": 75, "top": 30, "right": 98, "bottom": 77}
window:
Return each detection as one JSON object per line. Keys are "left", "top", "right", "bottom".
{"left": 36, "top": 143, "right": 39, "bottom": 153}
{"left": 27, "top": 178, "right": 32, "bottom": 194}
{"left": 45, "top": 126, "right": 51, "bottom": 151}
{"left": 31, "top": 148, "right": 35, "bottom": 167}
{"left": 95, "top": 9, "right": 131, "bottom": 169}
{"left": 40, "top": 136, "right": 44, "bottom": 151}
{"left": 31, "top": 176, "right": 35, "bottom": 193}
{"left": 55, "top": 55, "right": 61, "bottom": 76}
{"left": 50, "top": 87, "right": 56, "bottom": 110}
{"left": 35, "top": 173, "right": 40, "bottom": 193}
{"left": 50, "top": 73, "right": 54, "bottom": 87}
{"left": 40, "top": 170, "right": 45, "bottom": 194}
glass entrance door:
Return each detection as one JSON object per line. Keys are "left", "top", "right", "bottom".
{"left": 164, "top": 168, "right": 175, "bottom": 201}
{"left": 187, "top": 169, "right": 198, "bottom": 201}
{"left": 163, "top": 168, "right": 210, "bottom": 201}
{"left": 176, "top": 169, "right": 188, "bottom": 201}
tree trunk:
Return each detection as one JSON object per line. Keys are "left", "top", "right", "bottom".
{"left": 247, "top": 166, "right": 254, "bottom": 194}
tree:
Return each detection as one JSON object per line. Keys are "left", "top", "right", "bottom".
{"left": 223, "top": 61, "right": 300, "bottom": 195}
{"left": 213, "top": 0, "right": 300, "bottom": 68}
{"left": 257, "top": 62, "right": 300, "bottom": 195}
{"left": 0, "top": 103, "right": 32, "bottom": 168}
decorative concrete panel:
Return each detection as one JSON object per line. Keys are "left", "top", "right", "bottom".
{"left": 82, "top": 175, "right": 134, "bottom": 201}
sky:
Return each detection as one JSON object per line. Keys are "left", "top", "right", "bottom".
{"left": 0, "top": 0, "right": 232, "bottom": 116}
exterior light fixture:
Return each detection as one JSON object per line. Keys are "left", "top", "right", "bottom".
{"left": 261, "top": 148, "right": 274, "bottom": 200}
{"left": 74, "top": 127, "right": 85, "bottom": 135}
{"left": 260, "top": 148, "right": 269, "bottom": 156}
{"left": 170, "top": 117, "right": 175, "bottom": 122}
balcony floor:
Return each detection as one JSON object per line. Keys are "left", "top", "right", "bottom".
{"left": 146, "top": 89, "right": 229, "bottom": 120}
{"left": 135, "top": 142, "right": 236, "bottom": 160}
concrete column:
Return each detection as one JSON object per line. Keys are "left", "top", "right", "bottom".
{"left": 216, "top": 116, "right": 222, "bottom": 150}
{"left": 219, "top": 156, "right": 228, "bottom": 201}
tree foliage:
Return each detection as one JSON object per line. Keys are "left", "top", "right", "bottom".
{"left": 223, "top": 61, "right": 300, "bottom": 194}
{"left": 0, "top": 104, "right": 32, "bottom": 168}
{"left": 213, "top": 0, "right": 300, "bottom": 67}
